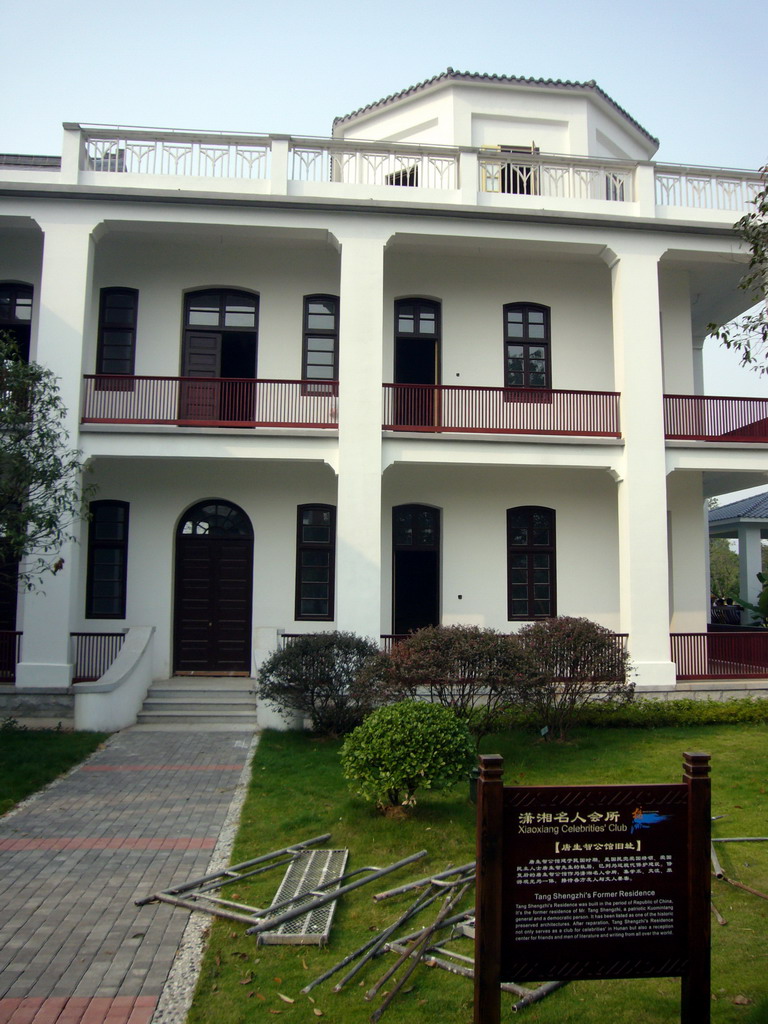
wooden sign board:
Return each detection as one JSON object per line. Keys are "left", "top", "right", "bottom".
{"left": 474, "top": 753, "right": 711, "bottom": 1024}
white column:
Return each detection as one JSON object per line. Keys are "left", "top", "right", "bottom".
{"left": 738, "top": 523, "right": 764, "bottom": 623}
{"left": 607, "top": 244, "right": 677, "bottom": 688}
{"left": 16, "top": 217, "right": 96, "bottom": 689}
{"left": 334, "top": 231, "right": 387, "bottom": 642}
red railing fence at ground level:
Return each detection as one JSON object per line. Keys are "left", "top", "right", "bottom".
{"left": 671, "top": 632, "right": 768, "bottom": 680}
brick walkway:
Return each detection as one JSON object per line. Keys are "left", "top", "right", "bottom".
{"left": 0, "top": 729, "right": 254, "bottom": 1024}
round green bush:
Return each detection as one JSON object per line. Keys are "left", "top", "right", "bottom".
{"left": 340, "top": 700, "right": 476, "bottom": 809}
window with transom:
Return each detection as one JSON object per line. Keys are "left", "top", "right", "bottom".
{"left": 503, "top": 303, "right": 550, "bottom": 389}
{"left": 0, "top": 282, "right": 33, "bottom": 362}
{"left": 507, "top": 506, "right": 556, "bottom": 619}
{"left": 302, "top": 295, "right": 338, "bottom": 391}
{"left": 295, "top": 504, "right": 336, "bottom": 620}
{"left": 86, "top": 501, "right": 129, "bottom": 619}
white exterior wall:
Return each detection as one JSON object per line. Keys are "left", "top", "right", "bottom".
{"left": 81, "top": 458, "right": 337, "bottom": 680}
{"left": 91, "top": 232, "right": 340, "bottom": 380}
{"left": 382, "top": 464, "right": 620, "bottom": 635}
{"left": 385, "top": 251, "right": 615, "bottom": 391}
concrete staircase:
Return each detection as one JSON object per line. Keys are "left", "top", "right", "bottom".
{"left": 136, "top": 677, "right": 259, "bottom": 730}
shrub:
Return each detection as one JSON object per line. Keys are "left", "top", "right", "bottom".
{"left": 340, "top": 700, "right": 476, "bottom": 809}
{"left": 383, "top": 625, "right": 534, "bottom": 742}
{"left": 255, "top": 632, "right": 387, "bottom": 736}
{"left": 513, "top": 616, "right": 633, "bottom": 740}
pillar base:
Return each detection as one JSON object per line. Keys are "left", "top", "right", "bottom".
{"left": 15, "top": 662, "right": 74, "bottom": 689}
{"left": 633, "top": 660, "right": 678, "bottom": 690}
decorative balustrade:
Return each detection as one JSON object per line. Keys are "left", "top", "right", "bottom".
{"left": 664, "top": 395, "right": 768, "bottom": 443}
{"left": 290, "top": 140, "right": 459, "bottom": 189}
{"left": 478, "top": 153, "right": 634, "bottom": 202}
{"left": 671, "top": 632, "right": 768, "bottom": 680}
{"left": 71, "top": 632, "right": 125, "bottom": 683}
{"left": 82, "top": 376, "right": 339, "bottom": 428}
{"left": 655, "top": 165, "right": 763, "bottom": 211}
{"left": 81, "top": 127, "right": 270, "bottom": 179}
{"left": 0, "top": 631, "right": 22, "bottom": 683}
{"left": 383, "top": 384, "right": 621, "bottom": 437}
{"left": 73, "top": 126, "right": 763, "bottom": 214}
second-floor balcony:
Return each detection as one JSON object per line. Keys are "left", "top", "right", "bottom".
{"left": 82, "top": 377, "right": 768, "bottom": 443}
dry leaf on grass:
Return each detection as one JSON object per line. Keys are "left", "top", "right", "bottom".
{"left": 278, "top": 993, "right": 295, "bottom": 1003}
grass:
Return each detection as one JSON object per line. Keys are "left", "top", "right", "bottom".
{"left": 0, "top": 721, "right": 108, "bottom": 815}
{"left": 187, "top": 725, "right": 768, "bottom": 1023}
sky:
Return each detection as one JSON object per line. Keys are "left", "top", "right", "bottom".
{"left": 3, "top": 0, "right": 766, "bottom": 495}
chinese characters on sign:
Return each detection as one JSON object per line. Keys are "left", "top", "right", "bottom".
{"left": 501, "top": 784, "right": 689, "bottom": 981}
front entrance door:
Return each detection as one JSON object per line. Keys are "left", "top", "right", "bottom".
{"left": 394, "top": 299, "right": 440, "bottom": 428}
{"left": 392, "top": 504, "right": 440, "bottom": 635}
{"left": 173, "top": 501, "right": 253, "bottom": 673}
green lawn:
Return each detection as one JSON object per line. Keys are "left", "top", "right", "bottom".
{"left": 0, "top": 723, "right": 108, "bottom": 815}
{"left": 187, "top": 725, "right": 768, "bottom": 1023}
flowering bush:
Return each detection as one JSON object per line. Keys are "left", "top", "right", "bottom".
{"left": 383, "top": 625, "right": 534, "bottom": 742}
{"left": 513, "top": 616, "right": 633, "bottom": 740}
{"left": 256, "top": 632, "right": 387, "bottom": 736}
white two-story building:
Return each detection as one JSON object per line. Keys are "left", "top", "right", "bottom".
{"left": 1, "top": 70, "right": 766, "bottom": 729}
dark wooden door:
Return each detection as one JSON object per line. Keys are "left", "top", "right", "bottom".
{"left": 174, "top": 535, "right": 253, "bottom": 672}
{"left": 180, "top": 332, "right": 222, "bottom": 421}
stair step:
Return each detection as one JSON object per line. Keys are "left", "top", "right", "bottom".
{"left": 136, "top": 677, "right": 259, "bottom": 729}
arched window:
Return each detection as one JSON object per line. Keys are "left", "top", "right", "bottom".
{"left": 507, "top": 506, "right": 556, "bottom": 619}
{"left": 295, "top": 504, "right": 336, "bottom": 620}
{"left": 178, "top": 501, "right": 253, "bottom": 538}
{"left": 86, "top": 501, "right": 130, "bottom": 619}
{"left": 503, "top": 303, "right": 550, "bottom": 389}
{"left": 0, "top": 282, "right": 33, "bottom": 362}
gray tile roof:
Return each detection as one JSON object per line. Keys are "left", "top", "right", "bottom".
{"left": 709, "top": 491, "right": 768, "bottom": 523}
{"left": 333, "top": 69, "right": 659, "bottom": 146}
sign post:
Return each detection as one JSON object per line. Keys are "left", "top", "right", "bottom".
{"left": 474, "top": 752, "right": 710, "bottom": 1023}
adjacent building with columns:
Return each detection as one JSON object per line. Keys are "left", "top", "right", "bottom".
{"left": 1, "top": 70, "right": 766, "bottom": 728}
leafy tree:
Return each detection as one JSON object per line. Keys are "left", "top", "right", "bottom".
{"left": 708, "top": 167, "right": 767, "bottom": 373}
{"left": 709, "top": 537, "right": 740, "bottom": 600}
{"left": 0, "top": 335, "right": 90, "bottom": 589}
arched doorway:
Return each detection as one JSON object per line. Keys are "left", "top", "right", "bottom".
{"left": 173, "top": 500, "right": 254, "bottom": 673}
{"left": 392, "top": 504, "right": 441, "bottom": 635}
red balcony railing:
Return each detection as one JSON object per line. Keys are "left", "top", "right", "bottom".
{"left": 671, "top": 632, "right": 768, "bottom": 680}
{"left": 383, "top": 385, "right": 621, "bottom": 436}
{"left": 71, "top": 632, "right": 125, "bottom": 683}
{"left": 0, "top": 631, "right": 22, "bottom": 683}
{"left": 664, "top": 395, "right": 768, "bottom": 443}
{"left": 82, "top": 376, "right": 339, "bottom": 428}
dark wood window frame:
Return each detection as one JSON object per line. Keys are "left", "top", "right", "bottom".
{"left": 302, "top": 294, "right": 339, "bottom": 394}
{"left": 507, "top": 505, "right": 556, "bottom": 620}
{"left": 0, "top": 281, "right": 33, "bottom": 362}
{"left": 295, "top": 504, "right": 336, "bottom": 621}
{"left": 503, "top": 302, "right": 551, "bottom": 393}
{"left": 86, "top": 500, "right": 130, "bottom": 619}
{"left": 96, "top": 287, "right": 139, "bottom": 390}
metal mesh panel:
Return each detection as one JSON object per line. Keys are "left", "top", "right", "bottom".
{"left": 259, "top": 849, "right": 349, "bottom": 945}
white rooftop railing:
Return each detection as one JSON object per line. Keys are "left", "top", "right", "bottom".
{"left": 67, "top": 125, "right": 764, "bottom": 214}
{"left": 654, "top": 164, "right": 763, "bottom": 211}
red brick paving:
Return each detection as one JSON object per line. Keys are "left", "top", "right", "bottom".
{"left": 0, "top": 996, "right": 159, "bottom": 1024}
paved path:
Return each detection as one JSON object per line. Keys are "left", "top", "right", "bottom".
{"left": 0, "top": 729, "right": 255, "bottom": 1024}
